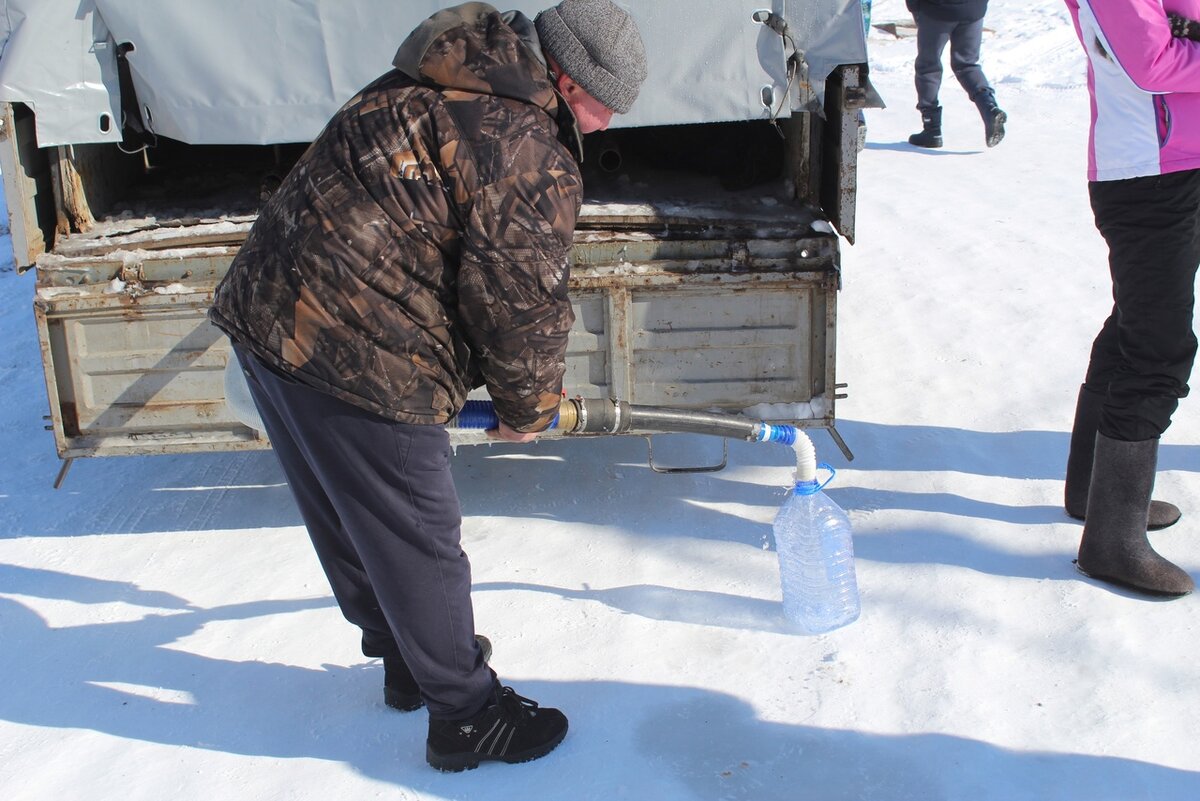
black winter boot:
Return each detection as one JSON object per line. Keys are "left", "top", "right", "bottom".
{"left": 973, "top": 88, "right": 1006, "bottom": 148}
{"left": 1076, "top": 434, "right": 1194, "bottom": 597}
{"left": 908, "top": 107, "right": 943, "bottom": 148}
{"left": 426, "top": 681, "right": 568, "bottom": 771}
{"left": 385, "top": 635, "right": 492, "bottom": 712}
{"left": 1064, "top": 385, "right": 1180, "bottom": 530}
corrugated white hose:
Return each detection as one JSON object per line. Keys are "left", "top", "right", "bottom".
{"left": 791, "top": 430, "right": 818, "bottom": 483}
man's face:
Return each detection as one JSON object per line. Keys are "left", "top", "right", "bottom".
{"left": 557, "top": 74, "right": 615, "bottom": 134}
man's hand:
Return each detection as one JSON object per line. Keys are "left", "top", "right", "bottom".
{"left": 1169, "top": 13, "right": 1200, "bottom": 42}
{"left": 486, "top": 420, "right": 540, "bottom": 443}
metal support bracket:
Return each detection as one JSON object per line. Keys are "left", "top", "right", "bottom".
{"left": 53, "top": 457, "right": 74, "bottom": 489}
{"left": 826, "top": 425, "right": 854, "bottom": 462}
{"left": 643, "top": 435, "right": 729, "bottom": 474}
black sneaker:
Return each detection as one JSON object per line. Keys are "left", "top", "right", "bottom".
{"left": 384, "top": 635, "right": 492, "bottom": 712}
{"left": 426, "top": 683, "right": 568, "bottom": 772}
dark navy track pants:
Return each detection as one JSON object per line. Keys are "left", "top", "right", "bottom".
{"left": 913, "top": 14, "right": 990, "bottom": 111}
{"left": 235, "top": 346, "right": 492, "bottom": 718}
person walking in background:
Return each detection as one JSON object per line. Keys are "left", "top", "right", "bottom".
{"left": 209, "top": 0, "right": 647, "bottom": 770}
{"left": 1062, "top": 0, "right": 1200, "bottom": 598}
{"left": 906, "top": 0, "right": 1005, "bottom": 148}
{"left": 858, "top": 0, "right": 874, "bottom": 151}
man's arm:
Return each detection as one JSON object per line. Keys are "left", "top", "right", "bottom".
{"left": 456, "top": 165, "right": 583, "bottom": 435}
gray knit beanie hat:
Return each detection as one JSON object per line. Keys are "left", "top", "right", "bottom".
{"left": 535, "top": 0, "right": 647, "bottom": 114}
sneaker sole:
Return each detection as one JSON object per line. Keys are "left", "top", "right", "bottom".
{"left": 986, "top": 111, "right": 1007, "bottom": 148}
{"left": 426, "top": 723, "right": 568, "bottom": 772}
{"left": 384, "top": 687, "right": 423, "bottom": 712}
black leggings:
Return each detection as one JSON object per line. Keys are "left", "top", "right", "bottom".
{"left": 1085, "top": 169, "right": 1200, "bottom": 441}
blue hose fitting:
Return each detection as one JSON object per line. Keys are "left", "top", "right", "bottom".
{"left": 455, "top": 400, "right": 500, "bottom": 430}
{"left": 755, "top": 422, "right": 798, "bottom": 446}
{"left": 454, "top": 400, "right": 559, "bottom": 431}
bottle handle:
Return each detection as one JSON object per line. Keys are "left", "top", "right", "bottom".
{"left": 794, "top": 463, "right": 837, "bottom": 495}
{"left": 816, "top": 463, "right": 836, "bottom": 491}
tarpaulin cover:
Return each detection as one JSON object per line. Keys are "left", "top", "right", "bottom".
{"left": 0, "top": 0, "right": 868, "bottom": 147}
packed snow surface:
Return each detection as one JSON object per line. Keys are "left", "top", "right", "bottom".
{"left": 1, "top": 2, "right": 1198, "bottom": 800}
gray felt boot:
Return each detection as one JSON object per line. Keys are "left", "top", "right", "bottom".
{"left": 1064, "top": 385, "right": 1181, "bottom": 530}
{"left": 1076, "top": 434, "right": 1194, "bottom": 597}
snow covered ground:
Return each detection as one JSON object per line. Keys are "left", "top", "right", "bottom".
{"left": 2, "top": 1, "right": 1199, "bottom": 799}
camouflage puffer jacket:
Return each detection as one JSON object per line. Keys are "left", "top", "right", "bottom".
{"left": 209, "top": 3, "right": 582, "bottom": 432}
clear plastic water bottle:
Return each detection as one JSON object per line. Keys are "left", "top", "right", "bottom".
{"left": 775, "top": 474, "right": 860, "bottom": 633}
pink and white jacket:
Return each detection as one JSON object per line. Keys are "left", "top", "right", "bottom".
{"left": 1065, "top": 0, "right": 1200, "bottom": 181}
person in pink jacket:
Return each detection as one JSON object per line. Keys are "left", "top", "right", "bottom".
{"left": 1062, "top": 1, "right": 1200, "bottom": 597}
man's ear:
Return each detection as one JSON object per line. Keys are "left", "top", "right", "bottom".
{"left": 555, "top": 71, "right": 579, "bottom": 98}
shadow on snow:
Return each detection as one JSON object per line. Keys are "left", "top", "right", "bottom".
{"left": 0, "top": 573, "right": 1195, "bottom": 801}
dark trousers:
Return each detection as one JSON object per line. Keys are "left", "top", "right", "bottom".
{"left": 235, "top": 346, "right": 492, "bottom": 718}
{"left": 914, "top": 15, "right": 990, "bottom": 111}
{"left": 1085, "top": 169, "right": 1200, "bottom": 441}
